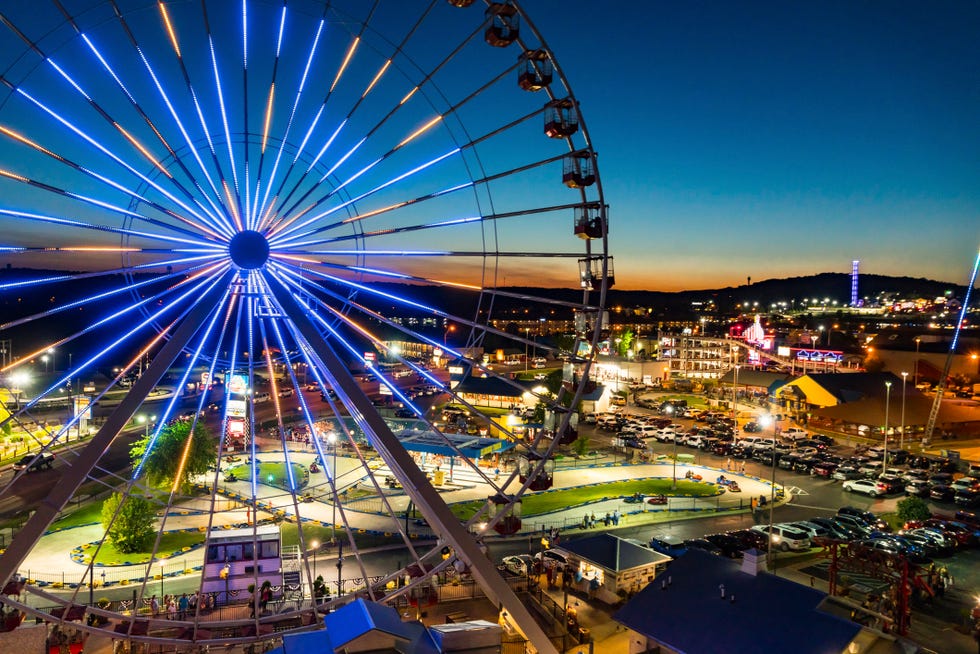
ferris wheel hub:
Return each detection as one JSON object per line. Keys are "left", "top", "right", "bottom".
{"left": 228, "top": 230, "right": 270, "bottom": 269}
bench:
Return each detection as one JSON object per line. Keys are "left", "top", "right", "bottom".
{"left": 444, "top": 611, "right": 468, "bottom": 623}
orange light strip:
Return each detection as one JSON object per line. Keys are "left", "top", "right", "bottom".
{"left": 158, "top": 2, "right": 182, "bottom": 58}
{"left": 115, "top": 123, "right": 171, "bottom": 177}
{"left": 362, "top": 60, "right": 391, "bottom": 98}
{"left": 222, "top": 180, "right": 243, "bottom": 231}
{"left": 0, "top": 126, "right": 64, "bottom": 162}
{"left": 396, "top": 116, "right": 442, "bottom": 150}
{"left": 261, "top": 84, "right": 275, "bottom": 153}
{"left": 330, "top": 36, "right": 359, "bottom": 93}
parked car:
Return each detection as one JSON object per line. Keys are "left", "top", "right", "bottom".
{"left": 930, "top": 485, "right": 955, "bottom": 503}
{"left": 808, "top": 517, "right": 859, "bottom": 540}
{"left": 783, "top": 427, "right": 808, "bottom": 441}
{"left": 876, "top": 475, "right": 904, "bottom": 495}
{"left": 839, "top": 507, "right": 889, "bottom": 531}
{"left": 703, "top": 533, "right": 745, "bottom": 558}
{"left": 833, "top": 465, "right": 862, "bottom": 481}
{"left": 952, "top": 477, "right": 980, "bottom": 492}
{"left": 905, "top": 479, "right": 930, "bottom": 498}
{"left": 742, "top": 421, "right": 762, "bottom": 433}
{"left": 726, "top": 528, "right": 769, "bottom": 552}
{"left": 812, "top": 461, "right": 839, "bottom": 478}
{"left": 750, "top": 524, "right": 811, "bottom": 552}
{"left": 785, "top": 521, "right": 829, "bottom": 540}
{"left": 501, "top": 555, "right": 534, "bottom": 576}
{"left": 843, "top": 478, "right": 881, "bottom": 496}
{"left": 648, "top": 534, "right": 688, "bottom": 557}
{"left": 954, "top": 488, "right": 980, "bottom": 508}
{"left": 683, "top": 538, "right": 723, "bottom": 556}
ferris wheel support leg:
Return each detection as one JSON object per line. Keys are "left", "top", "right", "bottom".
{"left": 267, "top": 282, "right": 559, "bottom": 654}
{"left": 0, "top": 273, "right": 233, "bottom": 591}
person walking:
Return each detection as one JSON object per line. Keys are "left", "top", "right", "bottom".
{"left": 177, "top": 593, "right": 189, "bottom": 620}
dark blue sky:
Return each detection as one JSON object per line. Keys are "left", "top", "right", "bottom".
{"left": 537, "top": 1, "right": 980, "bottom": 290}
{"left": 0, "top": 1, "right": 975, "bottom": 294}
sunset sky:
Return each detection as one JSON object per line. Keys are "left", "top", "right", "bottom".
{"left": 537, "top": 0, "right": 980, "bottom": 290}
{"left": 0, "top": 1, "right": 976, "bottom": 293}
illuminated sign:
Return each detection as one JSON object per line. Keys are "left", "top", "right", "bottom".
{"left": 228, "top": 419, "right": 245, "bottom": 435}
{"left": 448, "top": 365, "right": 464, "bottom": 376}
{"left": 365, "top": 352, "right": 376, "bottom": 367}
{"left": 777, "top": 346, "right": 791, "bottom": 357}
{"left": 226, "top": 399, "right": 247, "bottom": 417}
{"left": 201, "top": 372, "right": 210, "bottom": 386}
{"left": 379, "top": 383, "right": 392, "bottom": 396}
{"left": 228, "top": 374, "right": 247, "bottom": 395}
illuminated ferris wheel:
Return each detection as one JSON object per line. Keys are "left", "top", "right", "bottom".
{"left": 0, "top": 1, "right": 610, "bottom": 650}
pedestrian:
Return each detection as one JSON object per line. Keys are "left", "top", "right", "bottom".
{"left": 613, "top": 509, "right": 620, "bottom": 526}
{"left": 739, "top": 461, "right": 746, "bottom": 473}
{"left": 150, "top": 595, "right": 160, "bottom": 617}
{"left": 590, "top": 512, "right": 596, "bottom": 528}
{"left": 167, "top": 597, "right": 177, "bottom": 620}
{"left": 178, "top": 593, "right": 189, "bottom": 620}
{"left": 725, "top": 457, "right": 732, "bottom": 471}
{"left": 604, "top": 512, "right": 610, "bottom": 527}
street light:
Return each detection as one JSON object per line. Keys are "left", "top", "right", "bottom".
{"left": 159, "top": 561, "right": 165, "bottom": 598}
{"left": 732, "top": 363, "right": 740, "bottom": 431}
{"left": 913, "top": 337, "right": 921, "bottom": 388}
{"left": 310, "top": 540, "right": 319, "bottom": 580}
{"left": 759, "top": 414, "right": 777, "bottom": 570}
{"left": 666, "top": 405, "right": 677, "bottom": 489}
{"left": 327, "top": 432, "right": 338, "bottom": 544}
{"left": 525, "top": 328, "right": 531, "bottom": 372}
{"left": 883, "top": 381, "right": 892, "bottom": 474}
{"left": 900, "top": 372, "right": 908, "bottom": 451}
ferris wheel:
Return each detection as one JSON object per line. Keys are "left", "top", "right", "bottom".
{"left": 0, "top": 1, "right": 610, "bottom": 650}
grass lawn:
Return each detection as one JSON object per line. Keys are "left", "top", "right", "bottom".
{"left": 88, "top": 531, "right": 204, "bottom": 566}
{"left": 225, "top": 461, "right": 308, "bottom": 491}
{"left": 451, "top": 478, "right": 718, "bottom": 520}
{"left": 51, "top": 502, "right": 104, "bottom": 530}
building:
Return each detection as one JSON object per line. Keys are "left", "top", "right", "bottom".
{"left": 614, "top": 549, "right": 906, "bottom": 654}
{"left": 556, "top": 534, "right": 671, "bottom": 605}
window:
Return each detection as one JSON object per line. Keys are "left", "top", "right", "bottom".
{"left": 225, "top": 544, "right": 243, "bottom": 561}
{"left": 260, "top": 540, "right": 279, "bottom": 559}
{"left": 206, "top": 545, "right": 225, "bottom": 563}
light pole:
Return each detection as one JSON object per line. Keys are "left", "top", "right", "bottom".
{"left": 900, "top": 372, "right": 908, "bottom": 451}
{"left": 159, "top": 561, "right": 165, "bottom": 598}
{"left": 732, "top": 363, "right": 740, "bottom": 431}
{"left": 666, "top": 405, "right": 677, "bottom": 489}
{"left": 760, "top": 414, "right": 777, "bottom": 570}
{"left": 525, "top": 328, "right": 531, "bottom": 372}
{"left": 310, "top": 540, "right": 319, "bottom": 581}
{"left": 882, "top": 381, "right": 892, "bottom": 474}
{"left": 443, "top": 324, "right": 455, "bottom": 346}
{"left": 328, "top": 432, "right": 338, "bottom": 544}
{"left": 913, "top": 337, "right": 921, "bottom": 388}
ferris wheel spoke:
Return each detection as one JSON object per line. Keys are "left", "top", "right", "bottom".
{"left": 0, "top": 16, "right": 230, "bottom": 235}
{"left": 0, "top": 123, "right": 227, "bottom": 239}
{"left": 270, "top": 14, "right": 489, "bottom": 225}
{"left": 250, "top": 3, "right": 320, "bottom": 230}
{"left": 264, "top": 1, "right": 435, "bottom": 224}
{"left": 3, "top": 84, "right": 232, "bottom": 236}
{"left": 103, "top": 6, "right": 236, "bottom": 234}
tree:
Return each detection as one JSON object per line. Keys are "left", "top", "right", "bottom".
{"left": 571, "top": 435, "right": 590, "bottom": 458}
{"left": 130, "top": 420, "right": 217, "bottom": 489}
{"left": 896, "top": 496, "right": 931, "bottom": 523}
{"left": 101, "top": 492, "right": 155, "bottom": 553}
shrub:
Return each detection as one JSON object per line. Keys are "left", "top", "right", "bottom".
{"left": 897, "top": 496, "right": 931, "bottom": 523}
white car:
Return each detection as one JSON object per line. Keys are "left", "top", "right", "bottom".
{"left": 842, "top": 478, "right": 881, "bottom": 496}
{"left": 501, "top": 555, "right": 534, "bottom": 576}
{"left": 783, "top": 427, "right": 808, "bottom": 441}
{"left": 750, "top": 524, "right": 811, "bottom": 552}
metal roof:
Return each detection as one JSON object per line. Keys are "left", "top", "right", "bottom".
{"left": 613, "top": 549, "right": 863, "bottom": 654}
